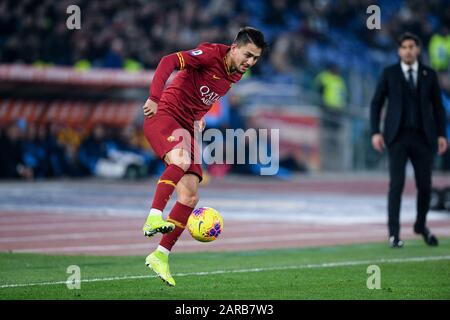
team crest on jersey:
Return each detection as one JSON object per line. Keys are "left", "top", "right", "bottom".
{"left": 190, "top": 49, "right": 203, "bottom": 56}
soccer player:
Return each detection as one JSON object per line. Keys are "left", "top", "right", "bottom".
{"left": 142, "top": 27, "right": 267, "bottom": 286}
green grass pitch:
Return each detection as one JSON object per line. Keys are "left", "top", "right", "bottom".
{"left": 1, "top": 239, "right": 449, "bottom": 300}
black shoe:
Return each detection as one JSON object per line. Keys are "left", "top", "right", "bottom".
{"left": 389, "top": 236, "right": 404, "bottom": 248}
{"left": 414, "top": 226, "right": 438, "bottom": 246}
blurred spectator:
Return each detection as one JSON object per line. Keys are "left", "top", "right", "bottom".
{"left": 0, "top": 0, "right": 448, "bottom": 83}
{"left": 103, "top": 38, "right": 125, "bottom": 69}
{"left": 314, "top": 64, "right": 348, "bottom": 132}
{"left": 18, "top": 123, "right": 84, "bottom": 179}
{"left": 22, "top": 123, "right": 49, "bottom": 179}
{"left": 55, "top": 125, "right": 86, "bottom": 177}
{"left": 315, "top": 64, "right": 348, "bottom": 113}
{"left": 77, "top": 124, "right": 110, "bottom": 176}
{"left": 46, "top": 124, "right": 82, "bottom": 177}
{"left": 428, "top": 26, "right": 450, "bottom": 72}
{"left": 78, "top": 125, "right": 150, "bottom": 179}
{"left": 109, "top": 126, "right": 157, "bottom": 177}
{"left": 270, "top": 33, "right": 306, "bottom": 74}
{"left": 1, "top": 120, "right": 160, "bottom": 180}
{"left": 0, "top": 122, "right": 34, "bottom": 179}
{"left": 1, "top": 0, "right": 450, "bottom": 178}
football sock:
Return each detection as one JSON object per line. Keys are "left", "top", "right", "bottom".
{"left": 148, "top": 208, "right": 162, "bottom": 217}
{"left": 160, "top": 202, "right": 194, "bottom": 251}
{"left": 157, "top": 245, "right": 170, "bottom": 256}
{"left": 151, "top": 164, "right": 186, "bottom": 211}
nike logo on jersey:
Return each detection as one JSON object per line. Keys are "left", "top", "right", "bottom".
{"left": 212, "top": 75, "right": 221, "bottom": 80}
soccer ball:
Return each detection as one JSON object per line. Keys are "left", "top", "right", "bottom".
{"left": 187, "top": 207, "right": 224, "bottom": 242}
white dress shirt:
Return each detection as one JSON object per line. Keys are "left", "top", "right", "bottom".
{"left": 400, "top": 60, "right": 418, "bottom": 87}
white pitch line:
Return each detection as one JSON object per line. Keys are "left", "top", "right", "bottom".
{"left": 1, "top": 255, "right": 449, "bottom": 289}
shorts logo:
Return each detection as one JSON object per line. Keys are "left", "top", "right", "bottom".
{"left": 167, "top": 136, "right": 176, "bottom": 142}
{"left": 190, "top": 49, "right": 203, "bottom": 56}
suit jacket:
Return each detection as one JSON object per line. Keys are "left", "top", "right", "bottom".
{"left": 370, "top": 62, "right": 447, "bottom": 148}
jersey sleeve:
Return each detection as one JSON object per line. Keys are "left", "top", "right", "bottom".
{"left": 177, "top": 43, "right": 216, "bottom": 70}
{"left": 149, "top": 53, "right": 181, "bottom": 103}
{"left": 149, "top": 43, "right": 216, "bottom": 103}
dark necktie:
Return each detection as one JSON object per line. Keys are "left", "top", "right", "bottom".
{"left": 407, "top": 68, "right": 418, "bottom": 128}
{"left": 407, "top": 68, "right": 415, "bottom": 91}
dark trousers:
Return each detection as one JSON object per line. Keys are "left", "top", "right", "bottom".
{"left": 387, "top": 129, "right": 433, "bottom": 238}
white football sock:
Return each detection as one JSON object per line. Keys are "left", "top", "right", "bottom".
{"left": 149, "top": 208, "right": 162, "bottom": 217}
{"left": 157, "top": 245, "right": 170, "bottom": 256}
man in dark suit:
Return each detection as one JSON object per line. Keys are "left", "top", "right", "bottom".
{"left": 370, "top": 32, "right": 448, "bottom": 248}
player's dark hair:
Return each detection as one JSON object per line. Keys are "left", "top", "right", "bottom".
{"left": 397, "top": 32, "right": 421, "bottom": 47}
{"left": 233, "top": 27, "right": 268, "bottom": 54}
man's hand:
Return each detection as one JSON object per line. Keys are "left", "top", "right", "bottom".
{"left": 195, "top": 117, "right": 206, "bottom": 132}
{"left": 438, "top": 136, "right": 448, "bottom": 156}
{"left": 371, "top": 133, "right": 385, "bottom": 153}
{"left": 143, "top": 99, "right": 158, "bottom": 118}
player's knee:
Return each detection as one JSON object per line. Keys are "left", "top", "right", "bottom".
{"left": 178, "top": 192, "right": 199, "bottom": 207}
{"left": 173, "top": 161, "right": 191, "bottom": 172}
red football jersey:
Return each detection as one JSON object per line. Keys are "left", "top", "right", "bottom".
{"left": 149, "top": 43, "right": 242, "bottom": 130}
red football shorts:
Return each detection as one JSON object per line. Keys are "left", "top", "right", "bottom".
{"left": 143, "top": 114, "right": 203, "bottom": 182}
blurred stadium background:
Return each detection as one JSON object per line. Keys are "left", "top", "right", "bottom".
{"left": 1, "top": 0, "right": 450, "bottom": 264}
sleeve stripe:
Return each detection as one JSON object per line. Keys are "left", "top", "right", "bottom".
{"left": 176, "top": 52, "right": 185, "bottom": 70}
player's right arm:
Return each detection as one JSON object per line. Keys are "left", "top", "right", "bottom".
{"left": 143, "top": 98, "right": 158, "bottom": 118}
{"left": 147, "top": 52, "right": 186, "bottom": 105}
{"left": 145, "top": 44, "right": 214, "bottom": 118}
{"left": 144, "top": 52, "right": 185, "bottom": 118}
